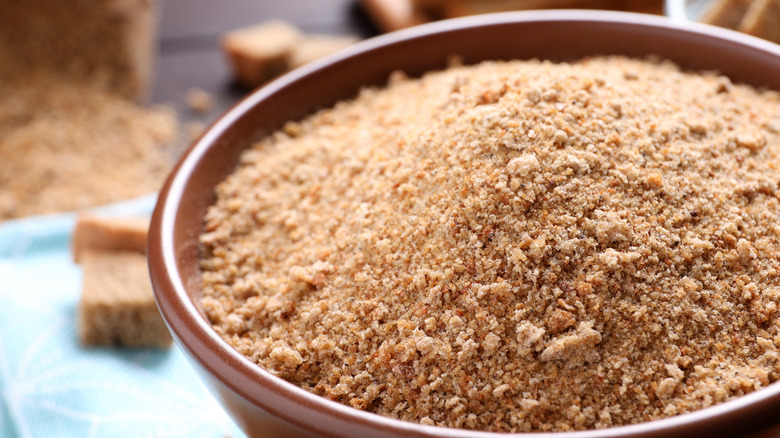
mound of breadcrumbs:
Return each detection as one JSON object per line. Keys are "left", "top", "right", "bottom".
{"left": 0, "top": 76, "right": 178, "bottom": 221}
{"left": 199, "top": 56, "right": 780, "bottom": 432}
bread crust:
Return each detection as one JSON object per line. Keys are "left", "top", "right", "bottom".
{"left": 72, "top": 214, "right": 149, "bottom": 263}
{"left": 700, "top": 0, "right": 753, "bottom": 29}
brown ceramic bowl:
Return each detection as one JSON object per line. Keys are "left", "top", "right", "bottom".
{"left": 148, "top": 10, "right": 780, "bottom": 438}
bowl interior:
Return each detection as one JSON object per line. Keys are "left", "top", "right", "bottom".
{"left": 150, "top": 10, "right": 780, "bottom": 438}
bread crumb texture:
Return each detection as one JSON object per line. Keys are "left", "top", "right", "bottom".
{"left": 199, "top": 56, "right": 780, "bottom": 432}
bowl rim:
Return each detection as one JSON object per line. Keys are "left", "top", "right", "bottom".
{"left": 150, "top": 9, "right": 780, "bottom": 438}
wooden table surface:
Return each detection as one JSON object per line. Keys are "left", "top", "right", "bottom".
{"left": 151, "top": 0, "right": 377, "bottom": 125}
{"left": 148, "top": 2, "right": 780, "bottom": 437}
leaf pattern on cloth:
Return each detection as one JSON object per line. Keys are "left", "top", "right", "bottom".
{"left": 0, "top": 196, "right": 242, "bottom": 438}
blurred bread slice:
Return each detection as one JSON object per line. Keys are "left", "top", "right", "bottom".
{"left": 222, "top": 20, "right": 362, "bottom": 88}
{"left": 358, "top": 0, "right": 430, "bottom": 32}
{"left": 72, "top": 214, "right": 149, "bottom": 263}
{"left": 700, "top": 0, "right": 753, "bottom": 29}
{"left": 78, "top": 249, "right": 171, "bottom": 348}
{"left": 739, "top": 0, "right": 780, "bottom": 44}
{"left": 73, "top": 214, "right": 171, "bottom": 348}
{"left": 289, "top": 34, "right": 360, "bottom": 69}
{"left": 221, "top": 20, "right": 301, "bottom": 89}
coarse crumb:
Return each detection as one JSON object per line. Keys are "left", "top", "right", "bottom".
{"left": 186, "top": 87, "right": 216, "bottom": 114}
{"left": 199, "top": 56, "right": 780, "bottom": 432}
{"left": 220, "top": 20, "right": 301, "bottom": 88}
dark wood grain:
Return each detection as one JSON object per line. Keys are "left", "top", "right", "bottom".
{"left": 151, "top": 0, "right": 376, "bottom": 122}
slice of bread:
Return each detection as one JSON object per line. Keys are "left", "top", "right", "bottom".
{"left": 357, "top": 0, "right": 430, "bottom": 32}
{"left": 72, "top": 214, "right": 150, "bottom": 263}
{"left": 288, "top": 34, "right": 360, "bottom": 69}
{"left": 78, "top": 249, "right": 172, "bottom": 348}
{"left": 739, "top": 0, "right": 780, "bottom": 44}
{"left": 221, "top": 20, "right": 302, "bottom": 89}
{"left": 700, "top": 0, "right": 753, "bottom": 29}
{"left": 222, "top": 21, "right": 362, "bottom": 88}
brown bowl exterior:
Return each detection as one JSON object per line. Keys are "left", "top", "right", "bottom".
{"left": 148, "top": 10, "right": 780, "bottom": 438}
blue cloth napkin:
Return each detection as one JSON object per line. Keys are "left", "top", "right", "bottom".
{"left": 0, "top": 196, "right": 244, "bottom": 438}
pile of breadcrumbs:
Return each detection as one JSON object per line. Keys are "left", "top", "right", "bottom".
{"left": 199, "top": 56, "right": 780, "bottom": 432}
{"left": 0, "top": 76, "right": 178, "bottom": 220}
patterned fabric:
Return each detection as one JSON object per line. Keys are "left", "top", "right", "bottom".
{"left": 0, "top": 196, "right": 242, "bottom": 438}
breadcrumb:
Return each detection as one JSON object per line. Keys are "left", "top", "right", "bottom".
{"left": 200, "top": 56, "right": 780, "bottom": 432}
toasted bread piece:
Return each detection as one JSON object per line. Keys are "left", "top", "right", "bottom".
{"left": 185, "top": 87, "right": 215, "bottom": 114}
{"left": 289, "top": 34, "right": 360, "bottom": 69}
{"left": 78, "top": 249, "right": 171, "bottom": 348}
{"left": 739, "top": 0, "right": 780, "bottom": 44}
{"left": 700, "top": 0, "right": 753, "bottom": 29}
{"left": 358, "top": 0, "right": 430, "bottom": 32}
{"left": 221, "top": 20, "right": 301, "bottom": 89}
{"left": 72, "top": 214, "right": 149, "bottom": 263}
